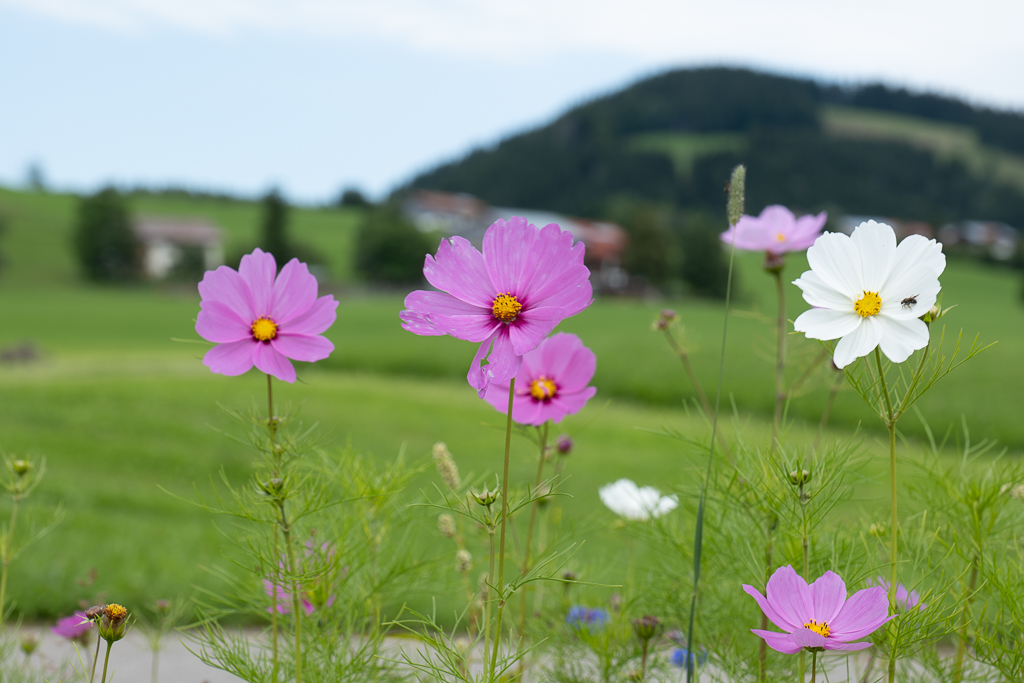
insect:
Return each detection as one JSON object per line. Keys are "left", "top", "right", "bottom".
{"left": 901, "top": 294, "right": 919, "bottom": 309}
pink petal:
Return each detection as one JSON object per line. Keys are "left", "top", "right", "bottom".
{"left": 196, "top": 300, "right": 251, "bottom": 343}
{"left": 483, "top": 217, "right": 535, "bottom": 294}
{"left": 467, "top": 334, "right": 494, "bottom": 395}
{"left": 512, "top": 394, "right": 548, "bottom": 426}
{"left": 483, "top": 329, "right": 522, "bottom": 388}
{"left": 272, "top": 334, "right": 334, "bottom": 362}
{"left": 508, "top": 305, "right": 567, "bottom": 356}
{"left": 203, "top": 340, "right": 256, "bottom": 376}
{"left": 281, "top": 295, "right": 338, "bottom": 336}
{"left": 514, "top": 223, "right": 592, "bottom": 313}
{"left": 400, "top": 308, "right": 444, "bottom": 336}
{"left": 253, "top": 343, "right": 297, "bottom": 383}
{"left": 549, "top": 387, "right": 597, "bottom": 422}
{"left": 404, "top": 290, "right": 498, "bottom": 343}
{"left": 829, "top": 586, "right": 892, "bottom": 640}
{"left": 483, "top": 379, "right": 513, "bottom": 415}
{"left": 239, "top": 248, "right": 278, "bottom": 316}
{"left": 546, "top": 335, "right": 596, "bottom": 392}
{"left": 743, "top": 584, "right": 799, "bottom": 632}
{"left": 750, "top": 630, "right": 802, "bottom": 655}
{"left": 824, "top": 639, "right": 873, "bottom": 651}
{"left": 272, "top": 259, "right": 318, "bottom": 324}
{"left": 792, "top": 628, "right": 827, "bottom": 650}
{"left": 765, "top": 566, "right": 813, "bottom": 631}
{"left": 198, "top": 266, "right": 256, "bottom": 322}
{"left": 423, "top": 236, "right": 495, "bottom": 307}
{"left": 811, "top": 571, "right": 848, "bottom": 624}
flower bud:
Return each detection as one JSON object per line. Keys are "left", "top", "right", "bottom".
{"left": 20, "top": 634, "right": 38, "bottom": 656}
{"left": 868, "top": 523, "right": 886, "bottom": 537}
{"left": 632, "top": 614, "right": 661, "bottom": 642}
{"left": 156, "top": 599, "right": 170, "bottom": 614}
{"left": 99, "top": 603, "right": 129, "bottom": 643}
{"left": 438, "top": 513, "right": 456, "bottom": 538}
{"left": 455, "top": 549, "right": 473, "bottom": 573}
{"left": 653, "top": 309, "right": 678, "bottom": 331}
{"left": 788, "top": 469, "right": 811, "bottom": 486}
{"left": 609, "top": 593, "right": 623, "bottom": 613}
{"left": 84, "top": 605, "right": 105, "bottom": 621}
{"left": 556, "top": 434, "right": 573, "bottom": 456}
{"left": 471, "top": 485, "right": 500, "bottom": 507}
{"left": 432, "top": 442, "right": 461, "bottom": 491}
{"left": 763, "top": 252, "right": 785, "bottom": 273}
{"left": 12, "top": 459, "right": 31, "bottom": 477}
{"left": 259, "top": 478, "right": 285, "bottom": 496}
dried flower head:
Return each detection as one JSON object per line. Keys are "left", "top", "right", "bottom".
{"left": 99, "top": 603, "right": 130, "bottom": 643}
{"left": 432, "top": 442, "right": 461, "bottom": 491}
{"left": 438, "top": 513, "right": 456, "bottom": 538}
{"left": 20, "top": 634, "right": 39, "bottom": 656}
{"left": 455, "top": 549, "right": 473, "bottom": 573}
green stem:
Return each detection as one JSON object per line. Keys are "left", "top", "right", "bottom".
{"left": 267, "top": 373, "right": 280, "bottom": 683}
{"left": 811, "top": 650, "right": 817, "bottom": 683}
{"left": 89, "top": 633, "right": 101, "bottom": 683}
{"left": 489, "top": 379, "right": 516, "bottom": 680}
{"left": 484, "top": 527, "right": 495, "bottom": 674}
{"left": 662, "top": 330, "right": 730, "bottom": 460}
{"left": 518, "top": 423, "right": 549, "bottom": 653}
{"left": 758, "top": 526, "right": 772, "bottom": 683}
{"left": 874, "top": 349, "right": 898, "bottom": 683}
{"left": 0, "top": 493, "right": 20, "bottom": 625}
{"left": 286, "top": 524, "right": 302, "bottom": 683}
{"left": 151, "top": 647, "right": 159, "bottom": 683}
{"left": 812, "top": 367, "right": 844, "bottom": 453}
{"left": 99, "top": 641, "right": 112, "bottom": 683}
{"left": 952, "top": 554, "right": 980, "bottom": 682}
{"left": 770, "top": 269, "right": 787, "bottom": 451}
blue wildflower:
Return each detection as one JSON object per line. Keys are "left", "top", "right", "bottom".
{"left": 670, "top": 647, "right": 708, "bottom": 668}
{"left": 566, "top": 605, "right": 609, "bottom": 631}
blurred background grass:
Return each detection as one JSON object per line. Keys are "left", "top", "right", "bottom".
{"left": 0, "top": 186, "right": 1019, "bottom": 619}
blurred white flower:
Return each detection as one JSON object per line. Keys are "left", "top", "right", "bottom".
{"left": 599, "top": 479, "right": 678, "bottom": 521}
{"left": 793, "top": 220, "right": 945, "bottom": 369}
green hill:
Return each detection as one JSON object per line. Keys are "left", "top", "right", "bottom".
{"left": 405, "top": 67, "right": 1024, "bottom": 226}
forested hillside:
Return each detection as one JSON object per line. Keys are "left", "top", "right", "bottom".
{"left": 406, "top": 68, "right": 1024, "bottom": 225}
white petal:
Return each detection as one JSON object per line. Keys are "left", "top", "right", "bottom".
{"left": 794, "top": 308, "right": 862, "bottom": 341}
{"left": 793, "top": 270, "right": 854, "bottom": 311}
{"left": 883, "top": 235, "right": 946, "bottom": 293}
{"left": 850, "top": 221, "right": 897, "bottom": 291}
{"left": 879, "top": 274, "right": 941, "bottom": 320}
{"left": 833, "top": 317, "right": 883, "bottom": 368}
{"left": 877, "top": 316, "right": 930, "bottom": 364}
{"left": 807, "top": 232, "right": 863, "bottom": 299}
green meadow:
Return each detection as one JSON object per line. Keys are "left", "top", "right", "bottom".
{"left": 0, "top": 187, "right": 1020, "bottom": 618}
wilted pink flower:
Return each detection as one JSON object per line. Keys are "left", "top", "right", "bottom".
{"left": 483, "top": 333, "right": 597, "bottom": 425}
{"left": 52, "top": 611, "right": 92, "bottom": 642}
{"left": 196, "top": 248, "right": 338, "bottom": 383}
{"left": 872, "top": 576, "right": 924, "bottom": 611}
{"left": 744, "top": 565, "right": 894, "bottom": 653}
{"left": 401, "top": 217, "right": 592, "bottom": 396}
{"left": 720, "top": 205, "right": 826, "bottom": 255}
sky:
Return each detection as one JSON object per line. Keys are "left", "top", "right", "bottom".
{"left": 2, "top": 0, "right": 1023, "bottom": 203}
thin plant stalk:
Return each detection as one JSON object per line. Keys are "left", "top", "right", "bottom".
{"left": 952, "top": 549, "right": 981, "bottom": 682}
{"left": 284, "top": 517, "right": 303, "bottom": 683}
{"left": 99, "top": 641, "right": 113, "bottom": 683}
{"left": 267, "top": 373, "right": 281, "bottom": 683}
{"left": 151, "top": 647, "right": 160, "bottom": 683}
{"left": 484, "top": 526, "right": 495, "bottom": 674}
{"left": 758, "top": 527, "right": 771, "bottom": 683}
{"left": 488, "top": 378, "right": 517, "bottom": 680}
{"left": 0, "top": 489, "right": 20, "bottom": 625}
{"left": 811, "top": 650, "right": 817, "bottom": 683}
{"left": 770, "top": 269, "right": 787, "bottom": 451}
{"left": 90, "top": 635, "right": 102, "bottom": 683}
{"left": 661, "top": 328, "right": 730, "bottom": 459}
{"left": 683, "top": 165, "right": 743, "bottom": 683}
{"left": 518, "top": 422, "right": 550, "bottom": 653}
{"left": 813, "top": 367, "right": 844, "bottom": 453}
{"left": 872, "top": 349, "right": 898, "bottom": 683}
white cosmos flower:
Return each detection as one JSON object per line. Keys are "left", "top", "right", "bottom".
{"left": 599, "top": 479, "right": 678, "bottom": 521}
{"left": 793, "top": 220, "right": 945, "bottom": 369}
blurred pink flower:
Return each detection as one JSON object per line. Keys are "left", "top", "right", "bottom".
{"left": 720, "top": 205, "right": 826, "bottom": 255}
{"left": 196, "top": 248, "right": 338, "bottom": 383}
{"left": 483, "top": 333, "right": 597, "bottom": 425}
{"left": 52, "top": 611, "right": 92, "bottom": 642}
{"left": 744, "top": 565, "right": 894, "bottom": 653}
{"left": 872, "top": 576, "right": 924, "bottom": 611}
{"left": 263, "top": 579, "right": 336, "bottom": 616}
{"left": 401, "top": 217, "right": 592, "bottom": 397}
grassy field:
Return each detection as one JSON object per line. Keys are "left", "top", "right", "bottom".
{"left": 0, "top": 186, "right": 1020, "bottom": 620}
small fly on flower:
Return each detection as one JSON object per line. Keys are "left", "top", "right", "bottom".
{"left": 901, "top": 294, "right": 919, "bottom": 310}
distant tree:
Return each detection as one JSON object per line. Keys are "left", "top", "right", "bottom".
{"left": 338, "top": 188, "right": 371, "bottom": 208}
{"left": 260, "top": 189, "right": 291, "bottom": 262}
{"left": 73, "top": 187, "right": 139, "bottom": 281}
{"left": 355, "top": 206, "right": 434, "bottom": 285}
{"left": 677, "top": 212, "right": 731, "bottom": 299}
{"left": 24, "top": 163, "right": 46, "bottom": 192}
{"left": 621, "top": 205, "right": 675, "bottom": 289}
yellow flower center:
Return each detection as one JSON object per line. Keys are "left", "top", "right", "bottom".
{"left": 104, "top": 604, "right": 127, "bottom": 620}
{"left": 802, "top": 618, "right": 827, "bottom": 643}
{"left": 251, "top": 316, "right": 278, "bottom": 341}
{"left": 854, "top": 290, "right": 882, "bottom": 318}
{"left": 529, "top": 376, "right": 557, "bottom": 401}
{"left": 775, "top": 232, "right": 786, "bottom": 242}
{"left": 803, "top": 619, "right": 830, "bottom": 638}
{"left": 492, "top": 293, "right": 522, "bottom": 323}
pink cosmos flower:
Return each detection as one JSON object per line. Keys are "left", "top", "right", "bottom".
{"left": 720, "top": 205, "right": 827, "bottom": 255}
{"left": 872, "top": 577, "right": 924, "bottom": 611}
{"left": 483, "top": 332, "right": 597, "bottom": 425}
{"left": 400, "top": 217, "right": 592, "bottom": 397}
{"left": 196, "top": 248, "right": 338, "bottom": 383}
{"left": 744, "top": 565, "right": 894, "bottom": 653}
{"left": 52, "top": 611, "right": 92, "bottom": 642}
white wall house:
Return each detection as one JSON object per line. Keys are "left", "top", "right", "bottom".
{"left": 133, "top": 217, "right": 224, "bottom": 279}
